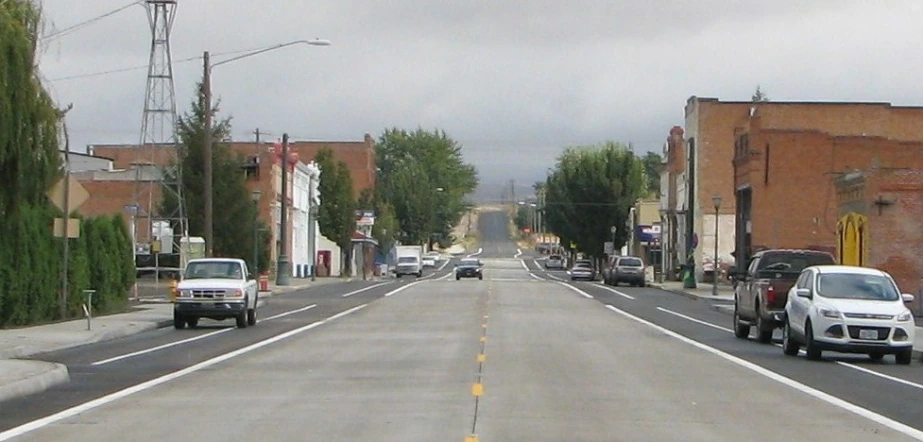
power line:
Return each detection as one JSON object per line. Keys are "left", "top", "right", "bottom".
{"left": 43, "top": 1, "right": 143, "bottom": 42}
{"left": 46, "top": 47, "right": 277, "bottom": 82}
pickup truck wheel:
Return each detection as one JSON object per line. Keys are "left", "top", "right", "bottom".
{"left": 869, "top": 352, "right": 884, "bottom": 361}
{"left": 236, "top": 306, "right": 248, "bottom": 328}
{"left": 186, "top": 317, "right": 199, "bottom": 328}
{"left": 247, "top": 308, "right": 257, "bottom": 326}
{"left": 782, "top": 320, "right": 799, "bottom": 356}
{"left": 755, "top": 305, "right": 774, "bottom": 344}
{"left": 733, "top": 305, "right": 750, "bottom": 339}
{"left": 804, "top": 322, "right": 822, "bottom": 360}
{"left": 173, "top": 311, "right": 186, "bottom": 330}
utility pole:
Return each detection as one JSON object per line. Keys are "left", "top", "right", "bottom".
{"left": 276, "top": 133, "right": 291, "bottom": 286}
{"left": 308, "top": 171, "right": 317, "bottom": 282}
{"left": 254, "top": 128, "right": 261, "bottom": 143}
{"left": 202, "top": 51, "right": 214, "bottom": 257}
{"left": 58, "top": 103, "right": 74, "bottom": 320}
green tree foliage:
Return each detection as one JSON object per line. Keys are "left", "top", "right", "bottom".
{"left": 0, "top": 2, "right": 135, "bottom": 327}
{"left": 641, "top": 151, "right": 663, "bottom": 197}
{"left": 315, "top": 148, "right": 357, "bottom": 271}
{"left": 0, "top": 1, "right": 60, "bottom": 214}
{"left": 358, "top": 188, "right": 399, "bottom": 253}
{"left": 160, "top": 80, "right": 269, "bottom": 271}
{"left": 544, "top": 142, "right": 647, "bottom": 258}
{"left": 375, "top": 128, "right": 478, "bottom": 245}
{"left": 752, "top": 85, "right": 769, "bottom": 102}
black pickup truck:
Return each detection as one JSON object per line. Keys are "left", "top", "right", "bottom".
{"left": 732, "top": 249, "right": 836, "bottom": 343}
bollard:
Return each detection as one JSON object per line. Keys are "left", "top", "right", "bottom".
{"left": 83, "top": 289, "right": 96, "bottom": 331}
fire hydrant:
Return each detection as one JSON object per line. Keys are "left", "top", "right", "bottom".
{"left": 169, "top": 279, "right": 178, "bottom": 303}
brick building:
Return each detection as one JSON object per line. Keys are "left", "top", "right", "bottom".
{"left": 733, "top": 102, "right": 923, "bottom": 267}
{"left": 661, "top": 97, "right": 923, "bottom": 283}
{"left": 68, "top": 134, "right": 375, "bottom": 275}
{"left": 835, "top": 169, "right": 923, "bottom": 314}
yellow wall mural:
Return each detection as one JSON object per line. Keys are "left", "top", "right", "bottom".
{"left": 837, "top": 212, "right": 867, "bottom": 266}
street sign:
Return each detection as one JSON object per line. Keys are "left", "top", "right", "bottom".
{"left": 124, "top": 204, "right": 139, "bottom": 215}
{"left": 604, "top": 241, "right": 614, "bottom": 255}
{"left": 47, "top": 175, "right": 89, "bottom": 213}
{"left": 53, "top": 218, "right": 80, "bottom": 238}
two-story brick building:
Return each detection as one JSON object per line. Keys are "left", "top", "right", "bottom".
{"left": 661, "top": 97, "right": 923, "bottom": 283}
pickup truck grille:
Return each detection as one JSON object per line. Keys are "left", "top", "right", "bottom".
{"left": 191, "top": 289, "right": 228, "bottom": 299}
{"left": 847, "top": 326, "right": 890, "bottom": 341}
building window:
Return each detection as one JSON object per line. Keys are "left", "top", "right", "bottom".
{"left": 735, "top": 134, "right": 750, "bottom": 159}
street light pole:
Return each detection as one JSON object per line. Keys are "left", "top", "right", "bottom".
{"left": 712, "top": 194, "right": 722, "bottom": 297}
{"left": 202, "top": 51, "right": 214, "bottom": 257}
{"left": 201, "top": 38, "right": 330, "bottom": 258}
{"left": 276, "top": 133, "right": 291, "bottom": 286}
{"left": 251, "top": 190, "right": 261, "bottom": 274}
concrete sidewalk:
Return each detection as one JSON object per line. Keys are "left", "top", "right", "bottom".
{"left": 651, "top": 280, "right": 923, "bottom": 359}
{"left": 649, "top": 280, "right": 735, "bottom": 303}
{"left": 0, "top": 276, "right": 351, "bottom": 404}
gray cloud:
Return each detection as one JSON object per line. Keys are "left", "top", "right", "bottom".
{"left": 35, "top": 0, "right": 923, "bottom": 201}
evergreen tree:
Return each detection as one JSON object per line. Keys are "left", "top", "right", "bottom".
{"left": 161, "top": 81, "right": 269, "bottom": 266}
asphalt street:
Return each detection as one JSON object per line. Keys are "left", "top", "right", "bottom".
{"left": 1, "top": 209, "right": 922, "bottom": 440}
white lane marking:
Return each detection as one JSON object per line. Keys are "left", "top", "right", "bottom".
{"left": 91, "top": 303, "right": 320, "bottom": 366}
{"left": 341, "top": 282, "right": 390, "bottom": 297}
{"left": 533, "top": 259, "right": 541, "bottom": 269}
{"left": 658, "top": 306, "right": 923, "bottom": 394}
{"left": 595, "top": 284, "right": 636, "bottom": 300}
{"left": 0, "top": 301, "right": 373, "bottom": 442}
{"left": 657, "top": 307, "right": 733, "bottom": 333}
{"left": 557, "top": 282, "right": 594, "bottom": 299}
{"left": 514, "top": 248, "right": 522, "bottom": 258}
{"left": 466, "top": 248, "right": 483, "bottom": 257}
{"left": 519, "top": 259, "right": 530, "bottom": 271}
{"left": 601, "top": 303, "right": 923, "bottom": 441}
{"left": 385, "top": 279, "right": 425, "bottom": 297}
{"left": 529, "top": 273, "right": 544, "bottom": 281}
{"left": 437, "top": 259, "right": 450, "bottom": 271}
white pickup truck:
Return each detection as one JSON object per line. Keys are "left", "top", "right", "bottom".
{"left": 173, "top": 258, "right": 259, "bottom": 329}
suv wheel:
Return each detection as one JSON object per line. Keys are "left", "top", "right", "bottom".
{"left": 896, "top": 349, "right": 913, "bottom": 365}
{"left": 782, "top": 320, "right": 799, "bottom": 356}
{"left": 733, "top": 303, "right": 750, "bottom": 339}
{"left": 804, "top": 322, "right": 822, "bottom": 360}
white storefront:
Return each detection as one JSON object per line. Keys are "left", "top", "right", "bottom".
{"left": 290, "top": 161, "right": 341, "bottom": 277}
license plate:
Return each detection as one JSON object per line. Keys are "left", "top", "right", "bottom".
{"left": 858, "top": 329, "right": 878, "bottom": 340}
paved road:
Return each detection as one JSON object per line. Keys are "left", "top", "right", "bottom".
{"left": 476, "top": 209, "right": 521, "bottom": 258}
{"left": 1, "top": 211, "right": 923, "bottom": 440}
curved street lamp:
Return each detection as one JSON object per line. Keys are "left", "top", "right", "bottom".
{"left": 202, "top": 39, "right": 331, "bottom": 259}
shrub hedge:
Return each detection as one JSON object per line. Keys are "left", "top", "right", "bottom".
{"left": 0, "top": 204, "right": 136, "bottom": 327}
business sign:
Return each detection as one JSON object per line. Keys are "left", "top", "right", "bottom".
{"left": 636, "top": 224, "right": 662, "bottom": 243}
{"left": 355, "top": 210, "right": 375, "bottom": 227}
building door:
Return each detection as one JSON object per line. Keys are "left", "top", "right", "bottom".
{"left": 837, "top": 213, "right": 867, "bottom": 266}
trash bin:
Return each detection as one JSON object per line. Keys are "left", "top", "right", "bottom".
{"left": 259, "top": 273, "right": 269, "bottom": 291}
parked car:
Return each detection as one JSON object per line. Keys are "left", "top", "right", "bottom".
{"left": 608, "top": 256, "right": 646, "bottom": 287}
{"left": 782, "top": 265, "right": 915, "bottom": 365}
{"left": 732, "top": 249, "right": 836, "bottom": 343}
{"left": 545, "top": 254, "right": 566, "bottom": 270}
{"left": 569, "top": 261, "right": 597, "bottom": 281}
{"left": 455, "top": 258, "right": 483, "bottom": 280}
{"left": 422, "top": 255, "right": 437, "bottom": 268}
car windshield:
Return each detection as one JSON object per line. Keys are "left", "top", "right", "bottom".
{"left": 460, "top": 259, "right": 479, "bottom": 266}
{"left": 574, "top": 263, "right": 592, "bottom": 269}
{"left": 816, "top": 273, "right": 900, "bottom": 301}
{"left": 619, "top": 258, "right": 643, "bottom": 267}
{"left": 184, "top": 261, "right": 244, "bottom": 280}
{"left": 398, "top": 257, "right": 418, "bottom": 263}
{"left": 549, "top": 255, "right": 562, "bottom": 261}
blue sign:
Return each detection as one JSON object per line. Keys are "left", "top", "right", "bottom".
{"left": 636, "top": 225, "right": 661, "bottom": 243}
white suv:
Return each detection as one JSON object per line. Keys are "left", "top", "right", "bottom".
{"left": 782, "top": 265, "right": 915, "bottom": 364}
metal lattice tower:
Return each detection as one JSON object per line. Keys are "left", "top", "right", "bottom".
{"left": 132, "top": 0, "right": 187, "bottom": 272}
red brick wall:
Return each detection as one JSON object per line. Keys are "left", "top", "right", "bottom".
{"left": 739, "top": 124, "right": 923, "bottom": 252}
{"left": 865, "top": 170, "right": 923, "bottom": 300}
{"left": 691, "top": 100, "right": 751, "bottom": 215}
{"left": 75, "top": 178, "right": 161, "bottom": 240}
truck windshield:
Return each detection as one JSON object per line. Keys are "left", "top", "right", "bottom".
{"left": 398, "top": 257, "right": 418, "bottom": 264}
{"left": 184, "top": 261, "right": 243, "bottom": 280}
{"left": 758, "top": 253, "right": 833, "bottom": 273}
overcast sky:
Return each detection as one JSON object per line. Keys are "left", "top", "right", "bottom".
{"left": 36, "top": 0, "right": 923, "bottom": 201}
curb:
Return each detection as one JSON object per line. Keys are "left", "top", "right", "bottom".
{"left": 0, "top": 361, "right": 70, "bottom": 404}
{"left": 649, "top": 282, "right": 735, "bottom": 304}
